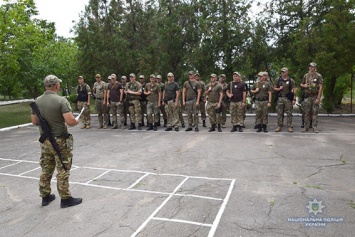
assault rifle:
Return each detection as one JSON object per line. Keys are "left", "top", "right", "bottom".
{"left": 30, "top": 102, "right": 67, "bottom": 171}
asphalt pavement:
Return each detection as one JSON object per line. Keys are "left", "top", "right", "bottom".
{"left": 0, "top": 114, "right": 355, "bottom": 237}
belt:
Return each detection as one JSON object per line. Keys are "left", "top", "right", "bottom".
{"left": 255, "top": 97, "right": 268, "bottom": 101}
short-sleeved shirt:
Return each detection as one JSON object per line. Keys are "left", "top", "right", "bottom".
{"left": 108, "top": 81, "right": 123, "bottom": 102}
{"left": 164, "top": 81, "right": 180, "bottom": 101}
{"left": 33, "top": 91, "right": 72, "bottom": 137}
{"left": 227, "top": 81, "right": 245, "bottom": 102}
{"left": 183, "top": 80, "right": 202, "bottom": 101}
{"left": 126, "top": 81, "right": 142, "bottom": 100}
{"left": 93, "top": 81, "right": 106, "bottom": 99}
{"left": 252, "top": 81, "right": 273, "bottom": 99}
{"left": 302, "top": 72, "right": 323, "bottom": 96}
{"left": 275, "top": 77, "right": 296, "bottom": 97}
{"left": 145, "top": 83, "right": 161, "bottom": 102}
{"left": 198, "top": 80, "right": 206, "bottom": 96}
{"left": 205, "top": 83, "right": 222, "bottom": 103}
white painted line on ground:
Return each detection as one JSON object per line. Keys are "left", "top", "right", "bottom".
{"left": 174, "top": 193, "right": 223, "bottom": 201}
{"left": 152, "top": 217, "right": 213, "bottom": 227}
{"left": 85, "top": 170, "right": 111, "bottom": 184}
{"left": 0, "top": 161, "right": 22, "bottom": 170}
{"left": 0, "top": 123, "right": 33, "bottom": 132}
{"left": 127, "top": 173, "right": 150, "bottom": 189}
{"left": 130, "top": 176, "right": 190, "bottom": 237}
{"left": 208, "top": 179, "right": 236, "bottom": 237}
{"left": 0, "top": 158, "right": 37, "bottom": 163}
{"left": 19, "top": 167, "right": 41, "bottom": 176}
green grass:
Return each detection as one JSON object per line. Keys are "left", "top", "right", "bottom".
{"left": 0, "top": 103, "right": 32, "bottom": 128}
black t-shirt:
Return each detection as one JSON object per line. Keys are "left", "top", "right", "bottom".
{"left": 227, "top": 81, "right": 245, "bottom": 102}
{"left": 164, "top": 82, "right": 180, "bottom": 101}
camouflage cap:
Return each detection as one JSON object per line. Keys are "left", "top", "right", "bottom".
{"left": 281, "top": 67, "right": 288, "bottom": 72}
{"left": 195, "top": 72, "right": 200, "bottom": 76}
{"left": 95, "top": 74, "right": 101, "bottom": 78}
{"left": 262, "top": 71, "right": 269, "bottom": 76}
{"left": 78, "top": 75, "right": 83, "bottom": 79}
{"left": 167, "top": 72, "right": 174, "bottom": 77}
{"left": 188, "top": 70, "right": 194, "bottom": 75}
{"left": 129, "top": 73, "right": 136, "bottom": 78}
{"left": 108, "top": 76, "right": 112, "bottom": 80}
{"left": 156, "top": 75, "right": 162, "bottom": 79}
{"left": 220, "top": 74, "right": 226, "bottom": 78}
{"left": 257, "top": 72, "right": 264, "bottom": 77}
{"left": 309, "top": 62, "right": 317, "bottom": 67}
{"left": 121, "top": 75, "right": 127, "bottom": 80}
{"left": 44, "top": 75, "right": 62, "bottom": 87}
{"left": 233, "top": 71, "right": 241, "bottom": 76}
{"left": 139, "top": 75, "right": 145, "bottom": 79}
{"left": 111, "top": 74, "right": 117, "bottom": 79}
{"left": 150, "top": 74, "right": 155, "bottom": 78}
{"left": 210, "top": 73, "right": 217, "bottom": 78}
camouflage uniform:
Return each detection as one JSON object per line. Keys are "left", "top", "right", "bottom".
{"left": 157, "top": 80, "right": 167, "bottom": 125}
{"left": 197, "top": 79, "right": 207, "bottom": 126}
{"left": 108, "top": 80, "right": 123, "bottom": 128}
{"left": 251, "top": 81, "right": 272, "bottom": 128}
{"left": 219, "top": 81, "right": 228, "bottom": 127}
{"left": 33, "top": 90, "right": 74, "bottom": 199}
{"left": 145, "top": 82, "right": 161, "bottom": 125}
{"left": 120, "top": 80, "right": 129, "bottom": 127}
{"left": 164, "top": 80, "right": 180, "bottom": 129}
{"left": 275, "top": 76, "right": 296, "bottom": 129}
{"left": 205, "top": 82, "right": 223, "bottom": 126}
{"left": 93, "top": 80, "right": 106, "bottom": 127}
{"left": 76, "top": 82, "right": 91, "bottom": 128}
{"left": 227, "top": 80, "right": 246, "bottom": 128}
{"left": 183, "top": 80, "right": 202, "bottom": 129}
{"left": 126, "top": 79, "right": 142, "bottom": 126}
{"left": 301, "top": 71, "right": 323, "bottom": 130}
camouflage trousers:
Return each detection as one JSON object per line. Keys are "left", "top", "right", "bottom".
{"left": 179, "top": 102, "right": 185, "bottom": 125}
{"left": 110, "top": 101, "right": 121, "bottom": 126}
{"left": 128, "top": 99, "right": 142, "bottom": 124}
{"left": 255, "top": 100, "right": 269, "bottom": 125}
{"left": 77, "top": 101, "right": 91, "bottom": 126}
{"left": 147, "top": 100, "right": 160, "bottom": 124}
{"left": 206, "top": 102, "right": 222, "bottom": 125}
{"left": 39, "top": 136, "right": 73, "bottom": 199}
{"left": 221, "top": 101, "right": 228, "bottom": 125}
{"left": 230, "top": 101, "right": 244, "bottom": 126}
{"left": 276, "top": 97, "right": 293, "bottom": 127}
{"left": 185, "top": 99, "right": 199, "bottom": 128}
{"left": 302, "top": 96, "right": 319, "bottom": 128}
{"left": 120, "top": 102, "right": 129, "bottom": 125}
{"left": 165, "top": 100, "right": 179, "bottom": 128}
{"left": 159, "top": 103, "right": 167, "bottom": 120}
{"left": 199, "top": 100, "right": 207, "bottom": 121}
{"left": 95, "top": 98, "right": 106, "bottom": 126}
{"left": 140, "top": 101, "right": 147, "bottom": 124}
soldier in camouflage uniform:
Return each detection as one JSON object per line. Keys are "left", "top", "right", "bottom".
{"left": 156, "top": 75, "right": 167, "bottom": 127}
{"left": 274, "top": 67, "right": 297, "bottom": 132}
{"left": 205, "top": 74, "right": 223, "bottom": 132}
{"left": 92, "top": 74, "right": 106, "bottom": 128}
{"left": 219, "top": 74, "right": 228, "bottom": 128}
{"left": 107, "top": 74, "right": 123, "bottom": 129}
{"left": 226, "top": 72, "right": 246, "bottom": 132}
{"left": 76, "top": 76, "right": 91, "bottom": 129}
{"left": 144, "top": 74, "right": 161, "bottom": 131}
{"left": 104, "top": 76, "right": 112, "bottom": 127}
{"left": 120, "top": 75, "right": 129, "bottom": 128}
{"left": 182, "top": 71, "right": 202, "bottom": 132}
{"left": 139, "top": 75, "right": 148, "bottom": 126}
{"left": 250, "top": 72, "right": 273, "bottom": 132}
{"left": 162, "top": 72, "right": 180, "bottom": 131}
{"left": 125, "top": 73, "right": 143, "bottom": 130}
{"left": 31, "top": 75, "right": 82, "bottom": 208}
{"left": 195, "top": 73, "right": 207, "bottom": 127}
{"left": 300, "top": 62, "right": 323, "bottom": 133}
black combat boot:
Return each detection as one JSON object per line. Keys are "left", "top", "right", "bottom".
{"left": 157, "top": 118, "right": 161, "bottom": 126}
{"left": 310, "top": 120, "right": 313, "bottom": 128}
{"left": 254, "top": 124, "right": 258, "bottom": 129}
{"left": 146, "top": 123, "right": 153, "bottom": 131}
{"left": 301, "top": 119, "right": 304, "bottom": 128}
{"left": 256, "top": 124, "right": 262, "bottom": 133}
{"left": 153, "top": 123, "right": 158, "bottom": 131}
{"left": 231, "top": 125, "right": 237, "bottom": 132}
{"left": 208, "top": 124, "right": 216, "bottom": 132}
{"left": 203, "top": 120, "right": 207, "bottom": 127}
{"left": 60, "top": 197, "right": 82, "bottom": 208}
{"left": 138, "top": 123, "right": 142, "bottom": 130}
{"left": 181, "top": 123, "right": 185, "bottom": 128}
{"left": 128, "top": 123, "right": 136, "bottom": 130}
{"left": 238, "top": 125, "right": 243, "bottom": 132}
{"left": 165, "top": 127, "right": 172, "bottom": 131}
{"left": 217, "top": 124, "right": 222, "bottom": 132}
{"left": 164, "top": 119, "right": 167, "bottom": 127}
{"left": 262, "top": 124, "right": 268, "bottom": 133}
{"left": 42, "top": 194, "right": 55, "bottom": 206}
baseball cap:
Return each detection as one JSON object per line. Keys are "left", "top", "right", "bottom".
{"left": 262, "top": 71, "right": 269, "bottom": 76}
{"left": 95, "top": 74, "right": 101, "bottom": 78}
{"left": 78, "top": 75, "right": 83, "bottom": 79}
{"left": 139, "top": 75, "right": 145, "bottom": 79}
{"left": 188, "top": 70, "right": 194, "bottom": 75}
{"left": 121, "top": 76, "right": 127, "bottom": 80}
{"left": 44, "top": 75, "right": 62, "bottom": 87}
{"left": 195, "top": 72, "right": 200, "bottom": 76}
{"left": 210, "top": 73, "right": 217, "bottom": 78}
{"left": 167, "top": 72, "right": 174, "bottom": 77}
{"left": 129, "top": 73, "right": 136, "bottom": 78}
{"left": 156, "top": 75, "right": 162, "bottom": 79}
{"left": 150, "top": 74, "right": 155, "bottom": 78}
{"left": 108, "top": 76, "right": 112, "bottom": 80}
{"left": 220, "top": 74, "right": 226, "bottom": 78}
{"left": 257, "top": 72, "right": 263, "bottom": 77}
{"left": 233, "top": 71, "right": 241, "bottom": 76}
{"left": 309, "top": 62, "right": 317, "bottom": 67}
{"left": 281, "top": 67, "right": 288, "bottom": 72}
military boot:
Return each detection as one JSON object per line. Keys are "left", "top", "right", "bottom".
{"left": 238, "top": 125, "right": 243, "bottom": 132}
{"left": 164, "top": 119, "right": 167, "bottom": 127}
{"left": 310, "top": 120, "right": 313, "bottom": 128}
{"left": 42, "top": 194, "right": 55, "bottom": 206}
{"left": 301, "top": 119, "right": 305, "bottom": 128}
{"left": 153, "top": 123, "right": 158, "bottom": 131}
{"left": 128, "top": 123, "right": 136, "bottom": 130}
{"left": 146, "top": 123, "right": 153, "bottom": 131}
{"left": 302, "top": 127, "right": 308, "bottom": 133}
{"left": 254, "top": 124, "right": 258, "bottom": 129}
{"left": 256, "top": 124, "right": 262, "bottom": 133}
{"left": 231, "top": 125, "right": 237, "bottom": 132}
{"left": 275, "top": 126, "right": 282, "bottom": 132}
{"left": 60, "top": 197, "right": 82, "bottom": 208}
{"left": 208, "top": 124, "right": 216, "bottom": 132}
{"left": 138, "top": 123, "right": 143, "bottom": 130}
{"left": 203, "top": 120, "right": 207, "bottom": 127}
{"left": 313, "top": 127, "right": 319, "bottom": 133}
{"left": 217, "top": 124, "right": 222, "bottom": 132}
{"left": 262, "top": 124, "right": 268, "bottom": 133}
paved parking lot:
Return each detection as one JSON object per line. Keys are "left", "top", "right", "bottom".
{"left": 1, "top": 115, "right": 355, "bottom": 236}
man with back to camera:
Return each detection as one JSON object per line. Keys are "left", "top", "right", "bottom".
{"left": 31, "top": 75, "right": 82, "bottom": 208}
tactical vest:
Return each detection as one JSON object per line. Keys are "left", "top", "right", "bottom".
{"left": 77, "top": 83, "right": 88, "bottom": 102}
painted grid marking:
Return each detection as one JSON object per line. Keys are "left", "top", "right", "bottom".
{"left": 0, "top": 158, "right": 235, "bottom": 237}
